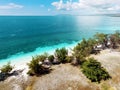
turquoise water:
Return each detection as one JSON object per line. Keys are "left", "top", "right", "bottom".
{"left": 0, "top": 16, "right": 120, "bottom": 63}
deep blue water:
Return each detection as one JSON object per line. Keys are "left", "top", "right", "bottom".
{"left": 0, "top": 16, "right": 120, "bottom": 60}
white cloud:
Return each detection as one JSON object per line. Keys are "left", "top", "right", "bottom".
{"left": 0, "top": 3, "right": 23, "bottom": 10}
{"left": 51, "top": 0, "right": 85, "bottom": 10}
{"left": 107, "top": 6, "right": 120, "bottom": 11}
{"left": 52, "top": 0, "right": 120, "bottom": 13}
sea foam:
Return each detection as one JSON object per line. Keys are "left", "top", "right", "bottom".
{"left": 0, "top": 41, "right": 79, "bottom": 66}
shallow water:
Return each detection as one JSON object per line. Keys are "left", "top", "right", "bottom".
{"left": 0, "top": 16, "right": 120, "bottom": 63}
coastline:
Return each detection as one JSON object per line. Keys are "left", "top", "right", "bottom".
{"left": 0, "top": 41, "right": 78, "bottom": 90}
{"left": 1, "top": 49, "right": 120, "bottom": 90}
{"left": 0, "top": 41, "right": 78, "bottom": 70}
{"left": 0, "top": 31, "right": 120, "bottom": 89}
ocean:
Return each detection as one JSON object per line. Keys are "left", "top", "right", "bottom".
{"left": 0, "top": 16, "right": 120, "bottom": 64}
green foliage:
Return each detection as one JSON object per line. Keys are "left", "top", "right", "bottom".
{"left": 48, "top": 55, "right": 54, "bottom": 62}
{"left": 27, "top": 56, "right": 50, "bottom": 75}
{"left": 73, "top": 38, "right": 97, "bottom": 60}
{"left": 55, "top": 48, "right": 68, "bottom": 63}
{"left": 65, "top": 56, "right": 74, "bottom": 63}
{"left": 1, "top": 62, "right": 13, "bottom": 74}
{"left": 34, "top": 54, "right": 47, "bottom": 62}
{"left": 81, "top": 58, "right": 111, "bottom": 83}
{"left": 94, "top": 32, "right": 107, "bottom": 43}
{"left": 110, "top": 30, "right": 120, "bottom": 44}
{"left": 27, "top": 57, "right": 40, "bottom": 75}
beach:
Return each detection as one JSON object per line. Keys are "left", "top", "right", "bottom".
{"left": 0, "top": 42, "right": 76, "bottom": 80}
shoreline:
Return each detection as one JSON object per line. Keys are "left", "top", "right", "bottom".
{"left": 0, "top": 41, "right": 78, "bottom": 88}
{"left": 0, "top": 41, "right": 78, "bottom": 69}
{"left": 1, "top": 49, "right": 120, "bottom": 90}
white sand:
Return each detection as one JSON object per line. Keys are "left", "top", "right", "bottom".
{"left": 0, "top": 45, "right": 75, "bottom": 80}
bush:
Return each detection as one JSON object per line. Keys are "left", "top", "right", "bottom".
{"left": 1, "top": 62, "right": 13, "bottom": 74}
{"left": 73, "top": 38, "right": 97, "bottom": 62}
{"left": 34, "top": 54, "right": 47, "bottom": 62}
{"left": 48, "top": 55, "right": 54, "bottom": 63}
{"left": 65, "top": 56, "right": 74, "bottom": 63}
{"left": 55, "top": 48, "right": 68, "bottom": 63}
{"left": 94, "top": 32, "right": 107, "bottom": 44}
{"left": 27, "top": 56, "right": 51, "bottom": 76}
{"left": 109, "top": 30, "right": 120, "bottom": 48}
{"left": 111, "top": 30, "right": 120, "bottom": 44}
{"left": 27, "top": 57, "right": 40, "bottom": 75}
{"left": 81, "top": 58, "right": 111, "bottom": 83}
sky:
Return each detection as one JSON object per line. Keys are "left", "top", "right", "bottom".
{"left": 0, "top": 0, "right": 120, "bottom": 15}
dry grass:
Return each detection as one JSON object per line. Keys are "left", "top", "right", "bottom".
{"left": 27, "top": 64, "right": 99, "bottom": 90}
{"left": 91, "top": 49, "right": 120, "bottom": 90}
{"left": 25, "top": 77, "right": 37, "bottom": 90}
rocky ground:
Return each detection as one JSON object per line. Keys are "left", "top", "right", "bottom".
{"left": 0, "top": 49, "right": 120, "bottom": 90}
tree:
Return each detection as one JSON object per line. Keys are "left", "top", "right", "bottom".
{"left": 1, "top": 62, "right": 13, "bottom": 74}
{"left": 55, "top": 48, "right": 68, "bottom": 63}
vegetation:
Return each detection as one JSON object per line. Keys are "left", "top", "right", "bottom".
{"left": 27, "top": 31, "right": 120, "bottom": 81}
{"left": 0, "top": 62, "right": 13, "bottom": 74}
{"left": 27, "top": 56, "right": 50, "bottom": 76}
{"left": 74, "top": 38, "right": 97, "bottom": 57}
{"left": 65, "top": 56, "right": 74, "bottom": 63}
{"left": 111, "top": 30, "right": 120, "bottom": 43}
{"left": 73, "top": 38, "right": 97, "bottom": 64}
{"left": 94, "top": 32, "right": 107, "bottom": 44}
{"left": 33, "top": 53, "right": 47, "bottom": 62}
{"left": 81, "top": 58, "right": 111, "bottom": 83}
{"left": 55, "top": 48, "right": 68, "bottom": 63}
{"left": 48, "top": 55, "right": 54, "bottom": 63}
{"left": 109, "top": 31, "right": 120, "bottom": 48}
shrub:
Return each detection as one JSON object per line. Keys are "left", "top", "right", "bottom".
{"left": 81, "top": 58, "right": 111, "bottom": 83}
{"left": 55, "top": 48, "right": 68, "bottom": 63}
{"left": 109, "top": 30, "right": 120, "bottom": 48}
{"left": 65, "top": 56, "right": 74, "bottom": 63}
{"left": 48, "top": 55, "right": 54, "bottom": 63}
{"left": 34, "top": 54, "right": 47, "bottom": 62}
{"left": 112, "top": 30, "right": 120, "bottom": 44}
{"left": 27, "top": 56, "right": 50, "bottom": 76}
{"left": 27, "top": 57, "right": 40, "bottom": 75}
{"left": 1, "top": 62, "right": 13, "bottom": 74}
{"left": 94, "top": 32, "right": 107, "bottom": 44}
{"left": 73, "top": 38, "right": 97, "bottom": 61}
